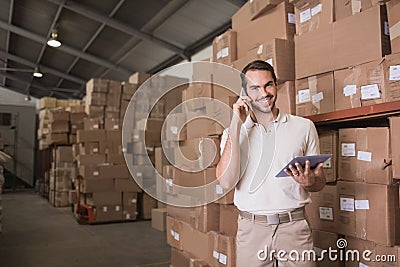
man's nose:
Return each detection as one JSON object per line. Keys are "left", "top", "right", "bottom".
{"left": 258, "top": 87, "right": 268, "bottom": 97}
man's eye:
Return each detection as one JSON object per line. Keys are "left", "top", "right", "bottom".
{"left": 250, "top": 87, "right": 258, "bottom": 91}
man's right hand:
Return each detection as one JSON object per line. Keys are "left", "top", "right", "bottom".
{"left": 233, "top": 96, "right": 252, "bottom": 123}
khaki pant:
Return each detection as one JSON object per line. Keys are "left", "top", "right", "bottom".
{"left": 236, "top": 214, "right": 315, "bottom": 267}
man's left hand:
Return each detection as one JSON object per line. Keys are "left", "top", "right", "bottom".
{"left": 284, "top": 160, "right": 325, "bottom": 191}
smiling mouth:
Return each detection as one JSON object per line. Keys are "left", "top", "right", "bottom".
{"left": 257, "top": 95, "right": 273, "bottom": 105}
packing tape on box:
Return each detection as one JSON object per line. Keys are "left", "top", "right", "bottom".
{"left": 308, "top": 75, "right": 321, "bottom": 113}
{"left": 390, "top": 22, "right": 400, "bottom": 41}
{"left": 351, "top": 0, "right": 361, "bottom": 15}
{"left": 356, "top": 185, "right": 367, "bottom": 240}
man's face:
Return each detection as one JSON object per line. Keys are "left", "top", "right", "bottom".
{"left": 245, "top": 70, "right": 277, "bottom": 114}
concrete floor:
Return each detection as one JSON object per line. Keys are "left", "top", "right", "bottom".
{"left": 0, "top": 191, "right": 171, "bottom": 267}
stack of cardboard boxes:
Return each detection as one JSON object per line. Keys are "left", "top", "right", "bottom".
{"left": 75, "top": 78, "right": 142, "bottom": 223}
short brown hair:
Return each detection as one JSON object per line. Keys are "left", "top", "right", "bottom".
{"left": 241, "top": 60, "right": 277, "bottom": 91}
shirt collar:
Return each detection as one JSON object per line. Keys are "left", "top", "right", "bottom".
{"left": 243, "top": 109, "right": 288, "bottom": 129}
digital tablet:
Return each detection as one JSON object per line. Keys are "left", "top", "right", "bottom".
{"left": 275, "top": 154, "right": 333, "bottom": 177}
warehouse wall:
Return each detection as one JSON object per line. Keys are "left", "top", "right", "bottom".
{"left": 0, "top": 86, "right": 37, "bottom": 186}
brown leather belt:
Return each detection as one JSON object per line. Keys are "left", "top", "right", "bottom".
{"left": 239, "top": 207, "right": 305, "bottom": 225}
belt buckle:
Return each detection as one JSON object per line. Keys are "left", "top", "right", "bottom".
{"left": 267, "top": 214, "right": 280, "bottom": 225}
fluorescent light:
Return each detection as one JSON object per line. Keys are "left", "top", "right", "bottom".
{"left": 33, "top": 67, "right": 43, "bottom": 78}
{"left": 47, "top": 29, "right": 61, "bottom": 48}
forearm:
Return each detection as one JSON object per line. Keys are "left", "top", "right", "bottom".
{"left": 216, "top": 120, "right": 241, "bottom": 190}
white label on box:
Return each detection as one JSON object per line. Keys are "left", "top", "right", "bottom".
{"left": 213, "top": 251, "right": 220, "bottom": 259}
{"left": 93, "top": 124, "right": 99, "bottom": 129}
{"left": 257, "top": 44, "right": 263, "bottom": 55}
{"left": 314, "top": 247, "right": 323, "bottom": 257}
{"left": 174, "top": 232, "right": 180, "bottom": 241}
{"left": 220, "top": 47, "right": 229, "bottom": 58}
{"left": 288, "top": 13, "right": 296, "bottom": 24}
{"left": 298, "top": 89, "right": 311, "bottom": 103}
{"left": 126, "top": 214, "right": 130, "bottom": 219}
{"left": 217, "top": 51, "right": 222, "bottom": 59}
{"left": 319, "top": 207, "right": 333, "bottom": 220}
{"left": 312, "top": 92, "right": 324, "bottom": 103}
{"left": 265, "top": 58, "right": 273, "bottom": 67}
{"left": 216, "top": 184, "right": 223, "bottom": 195}
{"left": 113, "top": 124, "right": 119, "bottom": 129}
{"left": 137, "top": 172, "right": 142, "bottom": 177}
{"left": 389, "top": 65, "right": 400, "bottom": 81}
{"left": 93, "top": 171, "right": 99, "bottom": 176}
{"left": 93, "top": 147, "right": 99, "bottom": 153}
{"left": 135, "top": 211, "right": 138, "bottom": 215}
{"left": 170, "top": 229, "right": 174, "bottom": 237}
{"left": 340, "top": 197, "right": 355, "bottom": 212}
{"left": 170, "top": 126, "right": 178, "bottom": 135}
{"left": 133, "top": 134, "right": 139, "bottom": 140}
{"left": 300, "top": 9, "right": 311, "bottom": 23}
{"left": 357, "top": 151, "right": 372, "bottom": 162}
{"left": 361, "top": 84, "right": 380, "bottom": 100}
{"left": 359, "top": 262, "right": 369, "bottom": 267}
{"left": 219, "top": 253, "right": 227, "bottom": 265}
{"left": 103, "top": 206, "right": 108, "bottom": 212}
{"left": 311, "top": 3, "right": 322, "bottom": 16}
{"left": 384, "top": 21, "right": 390, "bottom": 36}
{"left": 166, "top": 179, "right": 173, "bottom": 187}
{"left": 323, "top": 158, "right": 331, "bottom": 168}
{"left": 115, "top": 205, "right": 120, "bottom": 211}
{"left": 72, "top": 125, "right": 77, "bottom": 129}
{"left": 122, "top": 147, "right": 127, "bottom": 153}
{"left": 355, "top": 200, "right": 369, "bottom": 210}
{"left": 343, "top": 85, "right": 357, "bottom": 96}
{"left": 131, "top": 198, "right": 137, "bottom": 204}
{"left": 341, "top": 143, "right": 356, "bottom": 157}
{"left": 146, "top": 147, "right": 154, "bottom": 152}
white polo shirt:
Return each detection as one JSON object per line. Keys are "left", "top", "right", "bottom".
{"left": 220, "top": 110, "right": 320, "bottom": 215}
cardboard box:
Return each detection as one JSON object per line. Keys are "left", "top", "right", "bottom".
{"left": 95, "top": 205, "right": 123, "bottom": 222}
{"left": 387, "top": 0, "right": 400, "bottom": 54}
{"left": 338, "top": 128, "right": 392, "bottom": 184}
{"left": 69, "top": 112, "right": 87, "bottom": 124}
{"left": 114, "top": 178, "right": 142, "bottom": 192}
{"left": 86, "top": 78, "right": 109, "bottom": 93}
{"left": 293, "top": 0, "right": 334, "bottom": 35}
{"left": 97, "top": 165, "right": 130, "bottom": 179}
{"left": 47, "top": 133, "right": 69, "bottom": 145}
{"left": 49, "top": 121, "right": 69, "bottom": 134}
{"left": 122, "top": 82, "right": 138, "bottom": 98}
{"left": 233, "top": 38, "right": 295, "bottom": 82}
{"left": 80, "top": 178, "right": 114, "bottom": 193}
{"left": 336, "top": 181, "right": 399, "bottom": 245}
{"left": 128, "top": 72, "right": 151, "bottom": 85}
{"left": 383, "top": 53, "right": 400, "bottom": 103}
{"left": 49, "top": 109, "right": 69, "bottom": 122}
{"left": 172, "top": 167, "right": 216, "bottom": 188}
{"left": 123, "top": 205, "right": 138, "bottom": 221}
{"left": 104, "top": 118, "right": 120, "bottom": 131}
{"left": 212, "top": 29, "right": 237, "bottom": 65}
{"left": 87, "top": 92, "right": 107, "bottom": 106}
{"left": 170, "top": 248, "right": 209, "bottom": 267}
{"left": 335, "top": 0, "right": 381, "bottom": 22}
{"left": 122, "top": 192, "right": 138, "bottom": 207}
{"left": 295, "top": 24, "right": 334, "bottom": 79}
{"left": 215, "top": 187, "right": 235, "bottom": 204}
{"left": 79, "top": 165, "right": 100, "bottom": 179}
{"left": 89, "top": 191, "right": 121, "bottom": 206}
{"left": 390, "top": 117, "right": 400, "bottom": 180}
{"left": 232, "top": 0, "right": 289, "bottom": 29}
{"left": 77, "top": 153, "right": 106, "bottom": 166}
{"left": 319, "top": 131, "right": 338, "bottom": 183}
{"left": 210, "top": 232, "right": 236, "bottom": 267}
{"left": 166, "top": 216, "right": 184, "bottom": 250}
{"left": 39, "top": 97, "right": 57, "bottom": 109}
{"left": 174, "top": 137, "right": 221, "bottom": 171}
{"left": 164, "top": 113, "right": 187, "bottom": 141}
{"left": 151, "top": 208, "right": 167, "bottom": 231}
{"left": 106, "top": 92, "right": 121, "bottom": 108}
{"left": 236, "top": 1, "right": 295, "bottom": 58}
{"left": 77, "top": 130, "right": 106, "bottom": 143}
{"left": 219, "top": 204, "right": 239, "bottom": 237}
{"left": 205, "top": 96, "right": 237, "bottom": 128}
{"left": 185, "top": 116, "right": 224, "bottom": 139}
{"left": 83, "top": 117, "right": 103, "bottom": 131}
{"left": 332, "top": 5, "right": 391, "bottom": 71}
{"left": 70, "top": 122, "right": 84, "bottom": 134}
{"left": 79, "top": 142, "right": 105, "bottom": 155}
{"left": 107, "top": 153, "right": 125, "bottom": 165}
{"left": 312, "top": 231, "right": 343, "bottom": 267}
{"left": 167, "top": 203, "right": 220, "bottom": 233}
{"left": 334, "top": 59, "right": 386, "bottom": 111}
{"left": 68, "top": 190, "right": 77, "bottom": 204}
{"left": 55, "top": 146, "right": 73, "bottom": 163}
{"left": 295, "top": 72, "right": 335, "bottom": 116}
{"left": 306, "top": 184, "right": 338, "bottom": 233}
{"left": 344, "top": 236, "right": 399, "bottom": 267}
{"left": 182, "top": 83, "right": 213, "bottom": 112}
{"left": 181, "top": 221, "right": 213, "bottom": 264}
{"left": 276, "top": 81, "right": 295, "bottom": 115}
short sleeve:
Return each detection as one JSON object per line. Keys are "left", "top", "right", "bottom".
{"left": 220, "top": 128, "right": 229, "bottom": 156}
{"left": 305, "top": 120, "right": 320, "bottom": 156}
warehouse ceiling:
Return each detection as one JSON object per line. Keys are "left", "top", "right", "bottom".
{"left": 0, "top": 0, "right": 244, "bottom": 99}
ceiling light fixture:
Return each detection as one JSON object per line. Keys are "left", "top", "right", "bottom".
{"left": 47, "top": 28, "right": 61, "bottom": 48}
{"left": 33, "top": 67, "right": 43, "bottom": 78}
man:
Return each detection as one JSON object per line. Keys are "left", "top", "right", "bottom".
{"left": 216, "top": 60, "right": 326, "bottom": 267}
